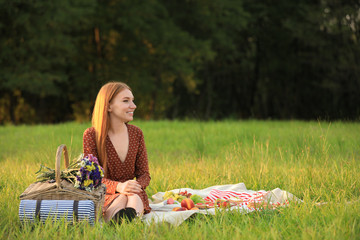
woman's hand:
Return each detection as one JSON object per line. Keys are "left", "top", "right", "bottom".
{"left": 116, "top": 180, "right": 142, "bottom": 195}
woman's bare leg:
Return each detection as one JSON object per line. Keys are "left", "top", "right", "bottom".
{"left": 126, "top": 194, "right": 144, "bottom": 216}
{"left": 103, "top": 194, "right": 128, "bottom": 222}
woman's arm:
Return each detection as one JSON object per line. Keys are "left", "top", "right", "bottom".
{"left": 83, "top": 128, "right": 120, "bottom": 195}
{"left": 134, "top": 129, "right": 151, "bottom": 189}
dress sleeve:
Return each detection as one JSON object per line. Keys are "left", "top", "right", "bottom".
{"left": 83, "top": 127, "right": 119, "bottom": 195}
{"left": 101, "top": 178, "right": 119, "bottom": 195}
{"left": 135, "top": 129, "right": 151, "bottom": 189}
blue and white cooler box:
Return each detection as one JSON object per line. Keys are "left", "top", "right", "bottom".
{"left": 19, "top": 200, "right": 95, "bottom": 225}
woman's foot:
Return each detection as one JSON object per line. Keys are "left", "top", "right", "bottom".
{"left": 111, "top": 208, "right": 126, "bottom": 225}
{"left": 124, "top": 207, "right": 137, "bottom": 222}
{"left": 111, "top": 207, "right": 137, "bottom": 224}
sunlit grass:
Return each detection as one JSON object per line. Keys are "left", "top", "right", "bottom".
{"left": 1, "top": 120, "right": 359, "bottom": 239}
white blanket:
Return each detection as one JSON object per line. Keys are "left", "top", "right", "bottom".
{"left": 142, "top": 183, "right": 300, "bottom": 226}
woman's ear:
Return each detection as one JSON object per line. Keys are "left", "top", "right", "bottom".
{"left": 108, "top": 105, "right": 112, "bottom": 112}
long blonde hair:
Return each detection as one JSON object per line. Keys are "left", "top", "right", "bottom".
{"left": 92, "top": 81, "right": 131, "bottom": 177}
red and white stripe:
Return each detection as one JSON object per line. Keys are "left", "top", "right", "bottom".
{"left": 204, "top": 189, "right": 269, "bottom": 205}
{"left": 204, "top": 189, "right": 291, "bottom": 209}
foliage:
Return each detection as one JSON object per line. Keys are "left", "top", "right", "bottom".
{"left": 35, "top": 160, "right": 79, "bottom": 184}
{"left": 0, "top": 1, "right": 360, "bottom": 123}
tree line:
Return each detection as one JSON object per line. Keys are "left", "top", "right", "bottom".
{"left": 1, "top": 0, "right": 359, "bottom": 124}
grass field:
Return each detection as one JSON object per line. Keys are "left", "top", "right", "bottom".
{"left": 1, "top": 120, "right": 359, "bottom": 239}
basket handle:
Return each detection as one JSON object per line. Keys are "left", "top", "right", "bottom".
{"left": 55, "top": 144, "right": 69, "bottom": 188}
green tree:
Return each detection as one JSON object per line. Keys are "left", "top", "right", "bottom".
{"left": 0, "top": 0, "right": 95, "bottom": 123}
{"left": 160, "top": 0, "right": 250, "bottom": 119}
{"left": 89, "top": 0, "right": 214, "bottom": 119}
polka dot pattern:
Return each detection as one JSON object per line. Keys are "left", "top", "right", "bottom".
{"left": 83, "top": 124, "right": 151, "bottom": 214}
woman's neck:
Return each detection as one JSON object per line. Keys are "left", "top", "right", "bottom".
{"left": 108, "top": 119, "right": 127, "bottom": 134}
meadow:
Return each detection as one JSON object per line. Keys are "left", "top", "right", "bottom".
{"left": 1, "top": 120, "right": 359, "bottom": 239}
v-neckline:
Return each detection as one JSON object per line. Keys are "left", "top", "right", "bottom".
{"left": 107, "top": 125, "right": 130, "bottom": 164}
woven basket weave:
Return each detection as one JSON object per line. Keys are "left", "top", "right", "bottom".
{"left": 19, "top": 144, "right": 106, "bottom": 221}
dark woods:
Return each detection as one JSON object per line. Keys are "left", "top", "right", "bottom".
{"left": 1, "top": 0, "right": 359, "bottom": 124}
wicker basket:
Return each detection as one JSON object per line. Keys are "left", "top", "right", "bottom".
{"left": 19, "top": 144, "right": 106, "bottom": 222}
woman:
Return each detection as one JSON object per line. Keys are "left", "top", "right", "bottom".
{"left": 83, "top": 82, "right": 151, "bottom": 223}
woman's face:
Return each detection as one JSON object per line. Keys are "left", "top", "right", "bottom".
{"left": 108, "top": 88, "right": 136, "bottom": 123}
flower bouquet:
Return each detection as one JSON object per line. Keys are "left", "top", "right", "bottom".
{"left": 74, "top": 154, "right": 104, "bottom": 192}
{"left": 36, "top": 154, "right": 104, "bottom": 192}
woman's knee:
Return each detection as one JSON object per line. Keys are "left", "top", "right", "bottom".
{"left": 113, "top": 195, "right": 128, "bottom": 207}
{"left": 127, "top": 194, "right": 142, "bottom": 202}
{"left": 126, "top": 194, "right": 144, "bottom": 211}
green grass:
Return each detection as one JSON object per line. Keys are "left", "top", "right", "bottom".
{"left": 1, "top": 120, "right": 359, "bottom": 239}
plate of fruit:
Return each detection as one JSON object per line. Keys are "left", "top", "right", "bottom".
{"left": 162, "top": 190, "right": 206, "bottom": 211}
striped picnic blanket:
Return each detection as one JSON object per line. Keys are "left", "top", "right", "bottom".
{"left": 19, "top": 200, "right": 95, "bottom": 225}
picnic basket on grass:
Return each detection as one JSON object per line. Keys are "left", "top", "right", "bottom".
{"left": 19, "top": 144, "right": 106, "bottom": 222}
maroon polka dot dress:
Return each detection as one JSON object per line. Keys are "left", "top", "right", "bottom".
{"left": 83, "top": 124, "right": 151, "bottom": 214}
